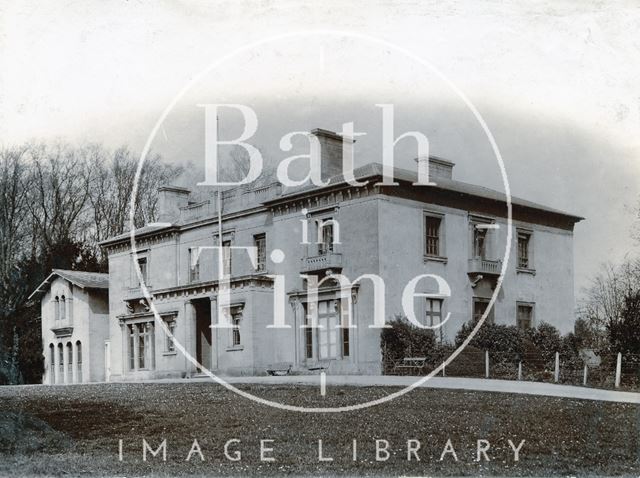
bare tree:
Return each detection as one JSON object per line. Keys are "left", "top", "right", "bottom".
{"left": 579, "top": 257, "right": 640, "bottom": 329}
{"left": 87, "top": 146, "right": 183, "bottom": 244}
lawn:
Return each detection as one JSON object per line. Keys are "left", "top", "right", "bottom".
{"left": 0, "top": 381, "right": 639, "bottom": 476}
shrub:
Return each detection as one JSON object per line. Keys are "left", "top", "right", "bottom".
{"left": 380, "top": 316, "right": 436, "bottom": 365}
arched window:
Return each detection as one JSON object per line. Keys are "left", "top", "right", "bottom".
{"left": 60, "top": 295, "right": 66, "bottom": 321}
{"left": 66, "top": 342, "right": 73, "bottom": 383}
{"left": 76, "top": 341, "right": 82, "bottom": 383}
{"left": 54, "top": 296, "right": 60, "bottom": 321}
{"left": 49, "top": 344, "right": 55, "bottom": 385}
{"left": 57, "top": 343, "right": 64, "bottom": 383}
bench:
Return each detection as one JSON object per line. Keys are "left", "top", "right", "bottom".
{"left": 266, "top": 362, "right": 292, "bottom": 376}
{"left": 393, "top": 357, "right": 427, "bottom": 375}
{"left": 307, "top": 360, "right": 333, "bottom": 373}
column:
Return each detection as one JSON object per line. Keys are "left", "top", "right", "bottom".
{"left": 184, "top": 300, "right": 197, "bottom": 376}
{"left": 51, "top": 345, "right": 56, "bottom": 385}
{"left": 210, "top": 296, "right": 218, "bottom": 371}
{"left": 72, "top": 341, "right": 77, "bottom": 384}
{"left": 120, "top": 322, "right": 128, "bottom": 376}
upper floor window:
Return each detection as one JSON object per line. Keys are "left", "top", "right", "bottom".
{"left": 60, "top": 295, "right": 66, "bottom": 320}
{"left": 317, "top": 219, "right": 335, "bottom": 255}
{"left": 137, "top": 257, "right": 148, "bottom": 285}
{"left": 189, "top": 248, "right": 200, "bottom": 283}
{"left": 517, "top": 303, "right": 534, "bottom": 330}
{"left": 222, "top": 240, "right": 232, "bottom": 276}
{"left": 473, "top": 226, "right": 487, "bottom": 259}
{"left": 254, "top": 234, "right": 266, "bottom": 272}
{"left": 424, "top": 214, "right": 443, "bottom": 257}
{"left": 517, "top": 230, "right": 533, "bottom": 269}
{"left": 54, "top": 296, "right": 60, "bottom": 321}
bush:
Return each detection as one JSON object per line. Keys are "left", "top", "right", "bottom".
{"left": 380, "top": 316, "right": 436, "bottom": 366}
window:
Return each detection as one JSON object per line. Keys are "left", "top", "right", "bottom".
{"left": 318, "top": 220, "right": 335, "bottom": 255}
{"left": 231, "top": 307, "right": 242, "bottom": 347}
{"left": 49, "top": 344, "right": 55, "bottom": 384}
{"left": 222, "top": 240, "right": 232, "bottom": 276}
{"left": 425, "top": 216, "right": 442, "bottom": 256}
{"left": 304, "top": 299, "right": 347, "bottom": 360}
{"left": 473, "top": 298, "right": 494, "bottom": 323}
{"left": 76, "top": 341, "right": 82, "bottom": 383}
{"left": 58, "top": 343, "right": 64, "bottom": 379}
{"left": 517, "top": 231, "right": 532, "bottom": 269}
{"left": 340, "top": 301, "right": 350, "bottom": 358}
{"left": 425, "top": 298, "right": 443, "bottom": 327}
{"left": 189, "top": 248, "right": 200, "bottom": 283}
{"left": 164, "top": 318, "right": 176, "bottom": 352}
{"left": 60, "top": 295, "right": 66, "bottom": 320}
{"left": 517, "top": 303, "right": 534, "bottom": 330}
{"left": 137, "top": 257, "right": 148, "bottom": 285}
{"left": 127, "top": 322, "right": 154, "bottom": 371}
{"left": 254, "top": 234, "right": 266, "bottom": 272}
{"left": 473, "top": 226, "right": 487, "bottom": 258}
{"left": 54, "top": 297, "right": 59, "bottom": 321}
{"left": 66, "top": 342, "right": 73, "bottom": 383}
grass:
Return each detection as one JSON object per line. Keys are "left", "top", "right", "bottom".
{"left": 0, "top": 381, "right": 639, "bottom": 476}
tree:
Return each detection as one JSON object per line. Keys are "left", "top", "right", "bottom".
{"left": 608, "top": 290, "right": 640, "bottom": 354}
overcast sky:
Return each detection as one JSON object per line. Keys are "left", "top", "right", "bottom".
{"left": 1, "top": 0, "right": 639, "bottom": 294}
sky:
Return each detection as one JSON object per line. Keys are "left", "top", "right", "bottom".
{"left": 1, "top": 0, "right": 639, "bottom": 295}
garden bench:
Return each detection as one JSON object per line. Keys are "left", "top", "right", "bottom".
{"left": 393, "top": 357, "right": 427, "bottom": 375}
{"left": 266, "top": 362, "right": 292, "bottom": 376}
{"left": 307, "top": 360, "right": 333, "bottom": 373}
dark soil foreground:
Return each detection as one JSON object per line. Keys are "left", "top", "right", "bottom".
{"left": 0, "top": 382, "right": 638, "bottom": 476}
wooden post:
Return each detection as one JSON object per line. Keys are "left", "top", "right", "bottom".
{"left": 485, "top": 350, "right": 489, "bottom": 379}
{"left": 583, "top": 363, "right": 588, "bottom": 386}
{"left": 554, "top": 352, "right": 559, "bottom": 383}
{"left": 518, "top": 361, "right": 522, "bottom": 381}
{"left": 615, "top": 352, "right": 622, "bottom": 388}
{"left": 442, "top": 361, "right": 446, "bottom": 377}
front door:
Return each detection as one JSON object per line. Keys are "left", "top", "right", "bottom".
{"left": 195, "top": 301, "right": 212, "bottom": 371}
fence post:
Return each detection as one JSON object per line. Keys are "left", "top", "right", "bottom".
{"left": 554, "top": 352, "right": 559, "bottom": 383}
{"left": 442, "top": 361, "right": 446, "bottom": 377}
{"left": 583, "top": 363, "right": 588, "bottom": 386}
{"left": 485, "top": 350, "right": 489, "bottom": 379}
{"left": 615, "top": 352, "right": 622, "bottom": 388}
{"left": 518, "top": 361, "right": 522, "bottom": 381}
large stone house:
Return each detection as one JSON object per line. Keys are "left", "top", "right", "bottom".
{"left": 36, "top": 129, "right": 583, "bottom": 382}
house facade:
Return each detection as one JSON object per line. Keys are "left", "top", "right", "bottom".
{"left": 30, "top": 269, "right": 110, "bottom": 384}
{"left": 94, "top": 128, "right": 583, "bottom": 381}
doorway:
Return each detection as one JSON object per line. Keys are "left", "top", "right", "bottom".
{"left": 194, "top": 299, "right": 212, "bottom": 371}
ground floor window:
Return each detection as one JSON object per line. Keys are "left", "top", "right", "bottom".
{"left": 304, "top": 299, "right": 349, "bottom": 360}
{"left": 517, "top": 303, "right": 534, "bottom": 330}
{"left": 127, "top": 322, "right": 154, "bottom": 371}
{"left": 473, "top": 298, "right": 494, "bottom": 323}
{"left": 163, "top": 318, "right": 176, "bottom": 352}
{"left": 76, "top": 341, "right": 82, "bottom": 383}
{"left": 49, "top": 344, "right": 55, "bottom": 384}
{"left": 58, "top": 343, "right": 64, "bottom": 380}
{"left": 231, "top": 307, "right": 242, "bottom": 347}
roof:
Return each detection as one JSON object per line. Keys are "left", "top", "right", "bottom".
{"left": 98, "top": 222, "right": 175, "bottom": 246}
{"left": 271, "top": 162, "right": 584, "bottom": 222}
{"left": 28, "top": 269, "right": 109, "bottom": 300}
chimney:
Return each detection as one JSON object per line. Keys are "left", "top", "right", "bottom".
{"left": 415, "top": 155, "right": 455, "bottom": 180}
{"left": 157, "top": 186, "right": 190, "bottom": 223}
{"left": 310, "top": 128, "right": 349, "bottom": 181}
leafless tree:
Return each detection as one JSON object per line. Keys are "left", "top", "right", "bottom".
{"left": 579, "top": 257, "right": 640, "bottom": 329}
{"left": 0, "top": 145, "right": 30, "bottom": 298}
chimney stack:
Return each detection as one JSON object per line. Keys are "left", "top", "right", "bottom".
{"left": 415, "top": 156, "right": 455, "bottom": 180}
{"left": 310, "top": 128, "right": 351, "bottom": 181}
{"left": 157, "top": 186, "right": 190, "bottom": 223}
